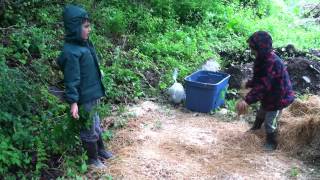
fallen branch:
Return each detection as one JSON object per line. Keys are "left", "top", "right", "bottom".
{"left": 0, "top": 24, "right": 18, "bottom": 31}
{"left": 136, "top": 68, "right": 156, "bottom": 89}
{"left": 305, "top": 3, "right": 320, "bottom": 18}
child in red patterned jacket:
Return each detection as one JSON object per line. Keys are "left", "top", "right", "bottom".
{"left": 236, "top": 31, "right": 295, "bottom": 151}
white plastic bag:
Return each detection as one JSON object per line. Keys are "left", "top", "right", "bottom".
{"left": 167, "top": 69, "right": 186, "bottom": 104}
{"left": 202, "top": 59, "right": 220, "bottom": 72}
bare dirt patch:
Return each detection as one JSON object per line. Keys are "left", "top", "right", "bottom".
{"left": 93, "top": 100, "right": 320, "bottom": 179}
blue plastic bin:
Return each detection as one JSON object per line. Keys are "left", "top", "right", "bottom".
{"left": 184, "top": 70, "right": 230, "bottom": 113}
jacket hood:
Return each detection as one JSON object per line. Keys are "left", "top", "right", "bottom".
{"left": 247, "top": 31, "right": 273, "bottom": 60}
{"left": 63, "top": 5, "right": 89, "bottom": 44}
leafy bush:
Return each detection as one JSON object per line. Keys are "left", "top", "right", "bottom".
{"left": 94, "top": 7, "right": 128, "bottom": 37}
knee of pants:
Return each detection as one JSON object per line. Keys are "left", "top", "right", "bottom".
{"left": 256, "top": 109, "right": 266, "bottom": 120}
{"left": 264, "top": 111, "right": 281, "bottom": 133}
{"left": 80, "top": 129, "right": 99, "bottom": 142}
{"left": 264, "top": 122, "right": 276, "bottom": 133}
{"left": 80, "top": 113, "right": 102, "bottom": 142}
{"left": 93, "top": 113, "right": 102, "bottom": 135}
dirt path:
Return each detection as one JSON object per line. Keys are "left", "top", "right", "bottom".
{"left": 96, "top": 101, "right": 315, "bottom": 179}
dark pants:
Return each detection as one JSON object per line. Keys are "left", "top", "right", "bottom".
{"left": 79, "top": 99, "right": 102, "bottom": 142}
{"left": 256, "top": 107, "right": 282, "bottom": 133}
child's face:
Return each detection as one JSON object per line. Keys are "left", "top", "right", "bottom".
{"left": 248, "top": 43, "right": 258, "bottom": 58}
{"left": 81, "top": 21, "right": 91, "bottom": 40}
{"left": 251, "top": 49, "right": 258, "bottom": 58}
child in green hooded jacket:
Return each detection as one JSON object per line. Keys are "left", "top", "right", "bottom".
{"left": 57, "top": 5, "right": 112, "bottom": 168}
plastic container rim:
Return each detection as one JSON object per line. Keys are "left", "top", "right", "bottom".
{"left": 184, "top": 70, "right": 231, "bottom": 86}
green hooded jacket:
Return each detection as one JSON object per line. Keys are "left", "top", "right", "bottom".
{"left": 57, "top": 5, "right": 105, "bottom": 104}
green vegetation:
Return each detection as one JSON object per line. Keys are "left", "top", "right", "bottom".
{"left": 0, "top": 0, "right": 319, "bottom": 178}
{"left": 290, "top": 166, "right": 300, "bottom": 177}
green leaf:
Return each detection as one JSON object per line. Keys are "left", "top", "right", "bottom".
{"left": 80, "top": 163, "right": 88, "bottom": 173}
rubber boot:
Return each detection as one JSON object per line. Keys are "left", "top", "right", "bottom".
{"left": 83, "top": 141, "right": 106, "bottom": 168}
{"left": 97, "top": 135, "right": 113, "bottom": 160}
{"left": 249, "top": 116, "right": 264, "bottom": 131}
{"left": 264, "top": 132, "right": 278, "bottom": 151}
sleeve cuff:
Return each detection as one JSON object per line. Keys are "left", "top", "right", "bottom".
{"left": 244, "top": 97, "right": 252, "bottom": 105}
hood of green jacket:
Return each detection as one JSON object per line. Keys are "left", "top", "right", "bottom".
{"left": 63, "top": 5, "right": 89, "bottom": 44}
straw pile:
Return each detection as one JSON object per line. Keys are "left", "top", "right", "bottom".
{"left": 278, "top": 95, "right": 320, "bottom": 158}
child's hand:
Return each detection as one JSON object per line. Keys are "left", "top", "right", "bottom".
{"left": 71, "top": 103, "right": 79, "bottom": 119}
{"left": 236, "top": 100, "right": 249, "bottom": 115}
